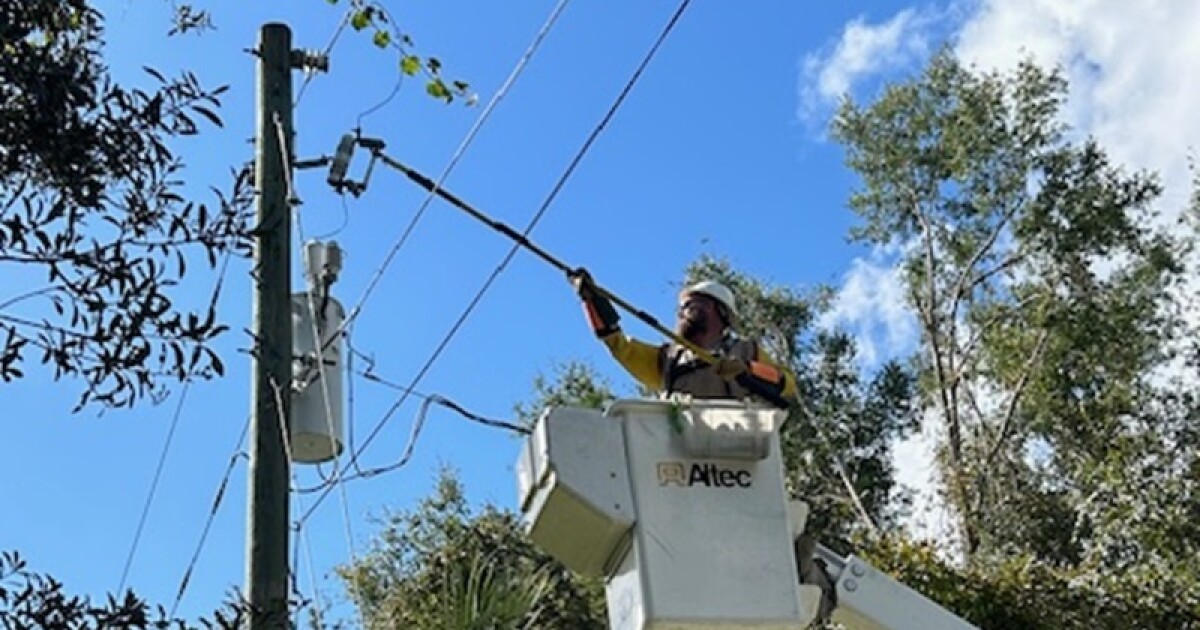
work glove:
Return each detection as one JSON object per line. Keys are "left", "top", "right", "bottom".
{"left": 727, "top": 358, "right": 792, "bottom": 409}
{"left": 713, "top": 357, "right": 748, "bottom": 381}
{"left": 568, "top": 268, "right": 620, "bottom": 337}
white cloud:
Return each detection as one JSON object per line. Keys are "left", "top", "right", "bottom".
{"left": 799, "top": 9, "right": 935, "bottom": 120}
{"left": 954, "top": 0, "right": 1200, "bottom": 225}
{"left": 954, "top": 0, "right": 1200, "bottom": 368}
{"left": 817, "top": 244, "right": 918, "bottom": 367}
{"left": 892, "top": 408, "right": 963, "bottom": 552}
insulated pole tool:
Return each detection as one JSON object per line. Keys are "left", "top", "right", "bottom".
{"left": 374, "top": 153, "right": 792, "bottom": 410}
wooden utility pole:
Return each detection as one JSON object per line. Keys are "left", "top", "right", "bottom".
{"left": 248, "top": 22, "right": 294, "bottom": 630}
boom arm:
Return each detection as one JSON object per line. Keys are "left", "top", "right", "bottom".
{"left": 807, "top": 542, "right": 977, "bottom": 630}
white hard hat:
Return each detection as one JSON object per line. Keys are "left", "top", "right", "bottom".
{"left": 680, "top": 280, "right": 738, "bottom": 324}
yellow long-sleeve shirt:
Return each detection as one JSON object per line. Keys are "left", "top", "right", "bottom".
{"left": 599, "top": 331, "right": 798, "bottom": 402}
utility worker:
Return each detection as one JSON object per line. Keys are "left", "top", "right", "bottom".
{"left": 570, "top": 270, "right": 836, "bottom": 617}
{"left": 568, "top": 269, "right": 797, "bottom": 406}
{"left": 571, "top": 269, "right": 837, "bottom": 617}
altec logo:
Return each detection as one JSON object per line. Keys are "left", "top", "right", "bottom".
{"left": 657, "top": 461, "right": 752, "bottom": 488}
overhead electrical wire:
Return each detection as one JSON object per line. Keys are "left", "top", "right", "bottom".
{"left": 344, "top": 0, "right": 693, "bottom": 473}
{"left": 116, "top": 244, "right": 238, "bottom": 596}
{"left": 292, "top": 0, "right": 574, "bottom": 519}
{"left": 117, "top": 379, "right": 192, "bottom": 596}
{"left": 290, "top": 498, "right": 327, "bottom": 629}
{"left": 316, "top": 329, "right": 372, "bottom": 481}
{"left": 274, "top": 118, "right": 364, "bottom": 629}
{"left": 296, "top": 0, "right": 693, "bottom": 522}
{"left": 356, "top": 369, "right": 530, "bottom": 436}
{"left": 353, "top": 2, "right": 411, "bottom": 127}
{"left": 331, "top": 0, "right": 573, "bottom": 346}
{"left": 269, "top": 372, "right": 333, "bottom": 630}
{"left": 312, "top": 192, "right": 352, "bottom": 240}
{"left": 292, "top": 368, "right": 527, "bottom": 495}
{"left": 293, "top": 5, "right": 352, "bottom": 108}
{"left": 168, "top": 416, "right": 250, "bottom": 618}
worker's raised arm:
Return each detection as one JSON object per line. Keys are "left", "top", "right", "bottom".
{"left": 568, "top": 268, "right": 665, "bottom": 391}
{"left": 599, "top": 332, "right": 663, "bottom": 392}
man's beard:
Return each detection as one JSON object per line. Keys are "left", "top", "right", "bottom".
{"left": 679, "top": 316, "right": 707, "bottom": 341}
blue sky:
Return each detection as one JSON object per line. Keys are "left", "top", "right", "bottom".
{"left": 5, "top": 0, "right": 1198, "bottom": 624}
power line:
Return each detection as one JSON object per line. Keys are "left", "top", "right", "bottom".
{"left": 276, "top": 115, "right": 358, "bottom": 540}
{"left": 294, "top": 6, "right": 352, "bottom": 108}
{"left": 290, "top": 500, "right": 327, "bottom": 629}
{"left": 290, "top": 0, "right": 574, "bottom": 510}
{"left": 117, "top": 245, "right": 237, "bottom": 596}
{"left": 347, "top": 0, "right": 691, "bottom": 471}
{"left": 332, "top": 0, "right": 573, "bottom": 344}
{"left": 117, "top": 380, "right": 192, "bottom": 596}
{"left": 314, "top": 328, "right": 371, "bottom": 481}
{"left": 352, "top": 2, "right": 411, "bottom": 127}
{"left": 296, "top": 0, "right": 692, "bottom": 522}
{"left": 293, "top": 368, "right": 527, "bottom": 496}
{"left": 275, "top": 116, "right": 366, "bottom": 630}
{"left": 357, "top": 369, "right": 529, "bottom": 436}
{"left": 169, "top": 415, "right": 250, "bottom": 618}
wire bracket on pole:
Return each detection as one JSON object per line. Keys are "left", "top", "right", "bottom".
{"left": 290, "top": 49, "right": 330, "bottom": 73}
{"left": 326, "top": 131, "right": 388, "bottom": 197}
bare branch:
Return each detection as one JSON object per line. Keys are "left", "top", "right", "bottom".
{"left": 961, "top": 377, "right": 989, "bottom": 426}
{"left": 947, "top": 203, "right": 1023, "bottom": 320}
{"left": 965, "top": 252, "right": 1027, "bottom": 296}
{"left": 833, "top": 459, "right": 881, "bottom": 537}
{"left": 981, "top": 329, "right": 1050, "bottom": 474}
{"left": 905, "top": 184, "right": 977, "bottom": 552}
{"left": 0, "top": 286, "right": 67, "bottom": 312}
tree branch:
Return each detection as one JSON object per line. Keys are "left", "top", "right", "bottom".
{"left": 951, "top": 292, "right": 1041, "bottom": 387}
{"left": 965, "top": 252, "right": 1027, "bottom": 297}
{"left": 948, "top": 203, "right": 1023, "bottom": 320}
{"left": 0, "top": 312, "right": 189, "bottom": 345}
{"left": 0, "top": 285, "right": 66, "bottom": 312}
{"left": 981, "top": 328, "right": 1050, "bottom": 475}
{"left": 0, "top": 230, "right": 245, "bottom": 267}
{"left": 830, "top": 451, "right": 881, "bottom": 538}
{"left": 906, "top": 185, "right": 976, "bottom": 550}
{"left": 961, "top": 376, "right": 989, "bottom": 426}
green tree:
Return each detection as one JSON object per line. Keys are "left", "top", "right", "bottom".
{"left": 513, "top": 360, "right": 618, "bottom": 428}
{"left": 2, "top": 1, "right": 475, "bottom": 411}
{"left": 1, "top": 0, "right": 250, "bottom": 409}
{"left": 0, "top": 550, "right": 251, "bottom": 629}
{"left": 832, "top": 48, "right": 1199, "bottom": 573}
{"left": 682, "top": 256, "right": 919, "bottom": 544}
{"left": 337, "top": 251, "right": 1200, "bottom": 628}
{"left": 858, "top": 536, "right": 1200, "bottom": 629}
{"left": 338, "top": 468, "right": 607, "bottom": 629}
